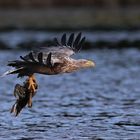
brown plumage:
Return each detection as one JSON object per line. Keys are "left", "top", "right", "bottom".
{"left": 3, "top": 32, "right": 95, "bottom": 116}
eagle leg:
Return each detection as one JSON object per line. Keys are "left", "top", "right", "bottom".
{"left": 26, "top": 74, "right": 38, "bottom": 107}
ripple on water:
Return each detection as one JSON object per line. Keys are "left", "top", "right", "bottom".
{"left": 0, "top": 48, "right": 140, "bottom": 139}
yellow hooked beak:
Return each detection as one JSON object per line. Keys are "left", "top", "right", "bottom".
{"left": 85, "top": 60, "right": 95, "bottom": 67}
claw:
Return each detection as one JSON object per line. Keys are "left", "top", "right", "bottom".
{"left": 26, "top": 75, "right": 37, "bottom": 107}
{"left": 27, "top": 75, "right": 37, "bottom": 93}
{"left": 28, "top": 92, "right": 33, "bottom": 108}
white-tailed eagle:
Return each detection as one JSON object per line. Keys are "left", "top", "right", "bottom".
{"left": 2, "top": 33, "right": 95, "bottom": 116}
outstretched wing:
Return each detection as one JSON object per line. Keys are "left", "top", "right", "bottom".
{"left": 22, "top": 32, "right": 85, "bottom": 64}
{"left": 9, "top": 52, "right": 53, "bottom": 68}
{"left": 32, "top": 32, "right": 85, "bottom": 57}
{"left": 6, "top": 52, "right": 53, "bottom": 77}
{"left": 53, "top": 32, "right": 86, "bottom": 55}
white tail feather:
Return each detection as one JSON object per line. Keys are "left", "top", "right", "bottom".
{"left": 0, "top": 67, "right": 23, "bottom": 77}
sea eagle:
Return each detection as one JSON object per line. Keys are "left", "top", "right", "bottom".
{"left": 2, "top": 33, "right": 95, "bottom": 115}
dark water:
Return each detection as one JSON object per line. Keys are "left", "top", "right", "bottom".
{"left": 0, "top": 31, "right": 140, "bottom": 49}
{"left": 0, "top": 48, "right": 140, "bottom": 140}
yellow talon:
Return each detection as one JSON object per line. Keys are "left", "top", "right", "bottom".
{"left": 27, "top": 75, "right": 37, "bottom": 93}
{"left": 26, "top": 75, "right": 37, "bottom": 107}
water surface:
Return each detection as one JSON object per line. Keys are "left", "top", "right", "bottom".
{"left": 0, "top": 31, "right": 140, "bottom": 49}
{"left": 0, "top": 48, "right": 140, "bottom": 139}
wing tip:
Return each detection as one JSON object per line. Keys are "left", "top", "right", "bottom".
{"left": 53, "top": 32, "right": 86, "bottom": 52}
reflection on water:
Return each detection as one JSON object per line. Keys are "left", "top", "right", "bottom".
{"left": 0, "top": 48, "right": 140, "bottom": 139}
